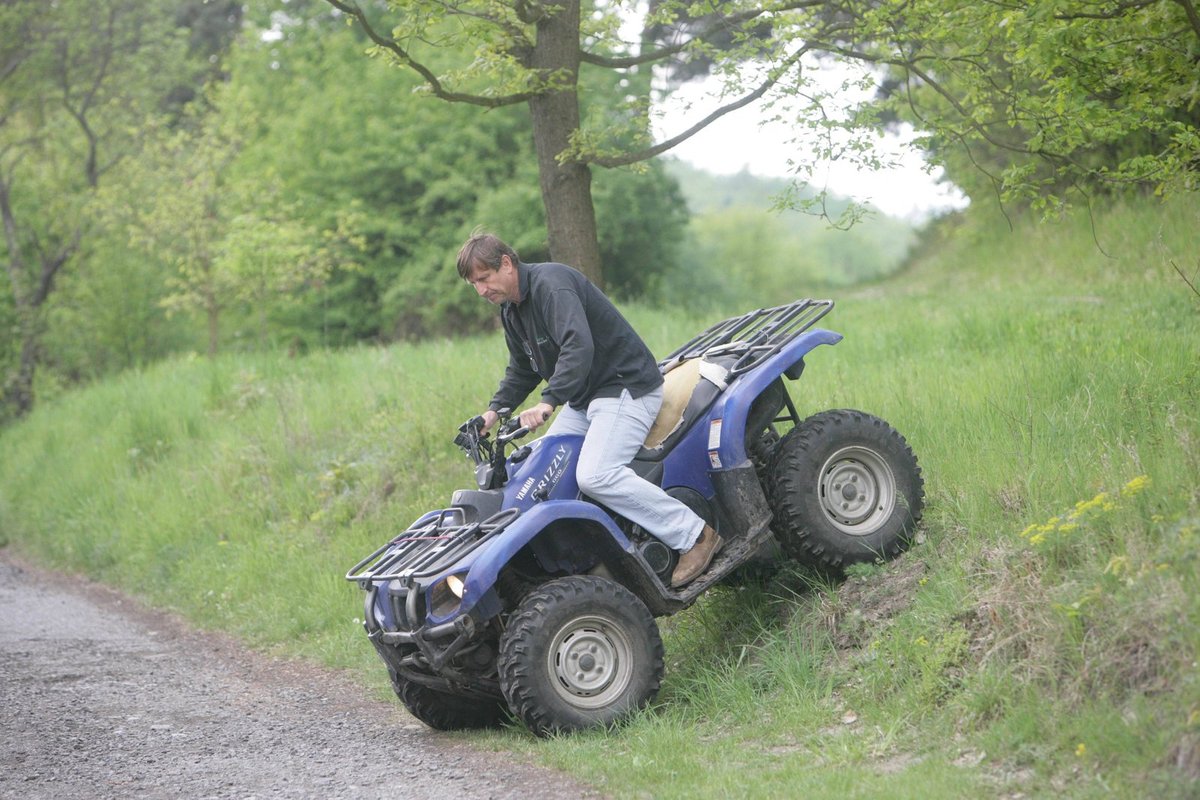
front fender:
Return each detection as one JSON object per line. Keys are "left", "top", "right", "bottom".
{"left": 445, "top": 500, "right": 634, "bottom": 621}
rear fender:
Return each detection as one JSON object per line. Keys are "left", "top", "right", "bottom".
{"left": 657, "top": 329, "right": 841, "bottom": 491}
{"left": 712, "top": 329, "right": 841, "bottom": 467}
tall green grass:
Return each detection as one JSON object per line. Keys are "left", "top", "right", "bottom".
{"left": 1, "top": 195, "right": 1197, "bottom": 797}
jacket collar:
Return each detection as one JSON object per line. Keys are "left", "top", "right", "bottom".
{"left": 514, "top": 260, "right": 531, "bottom": 305}
{"left": 503, "top": 261, "right": 532, "bottom": 309}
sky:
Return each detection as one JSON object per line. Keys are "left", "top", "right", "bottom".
{"left": 652, "top": 68, "right": 970, "bottom": 221}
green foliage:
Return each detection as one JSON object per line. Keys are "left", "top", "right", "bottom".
{"left": 217, "top": 12, "right": 690, "bottom": 339}
{"left": 99, "top": 81, "right": 366, "bottom": 356}
{"left": 866, "top": 0, "right": 1200, "bottom": 210}
{"left": 37, "top": 239, "right": 195, "bottom": 389}
{"left": 660, "top": 161, "right": 917, "bottom": 308}
{"left": 592, "top": 162, "right": 690, "bottom": 299}
{"left": 3, "top": 0, "right": 695, "bottom": 404}
{"left": 2, "top": 194, "right": 1198, "bottom": 796}
{"left": 0, "top": 0, "right": 197, "bottom": 418}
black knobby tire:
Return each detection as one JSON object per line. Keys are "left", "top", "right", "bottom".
{"left": 390, "top": 672, "right": 508, "bottom": 731}
{"left": 497, "top": 575, "right": 664, "bottom": 737}
{"left": 767, "top": 409, "right": 924, "bottom": 573}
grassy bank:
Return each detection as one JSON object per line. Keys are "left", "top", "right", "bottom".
{"left": 1, "top": 196, "right": 1197, "bottom": 797}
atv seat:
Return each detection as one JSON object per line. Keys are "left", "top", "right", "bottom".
{"left": 636, "top": 356, "right": 731, "bottom": 462}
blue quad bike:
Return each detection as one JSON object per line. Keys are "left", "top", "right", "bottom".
{"left": 347, "top": 299, "right": 924, "bottom": 736}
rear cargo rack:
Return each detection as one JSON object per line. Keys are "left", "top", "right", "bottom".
{"left": 660, "top": 298, "right": 833, "bottom": 378}
{"left": 346, "top": 508, "right": 520, "bottom": 587}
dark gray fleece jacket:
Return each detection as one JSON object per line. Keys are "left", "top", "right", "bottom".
{"left": 489, "top": 261, "right": 663, "bottom": 413}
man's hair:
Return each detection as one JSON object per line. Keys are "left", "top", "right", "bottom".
{"left": 456, "top": 231, "right": 519, "bottom": 279}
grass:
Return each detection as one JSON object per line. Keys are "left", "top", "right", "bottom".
{"left": 2, "top": 194, "right": 1198, "bottom": 797}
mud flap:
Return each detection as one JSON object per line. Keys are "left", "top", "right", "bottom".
{"left": 711, "top": 461, "right": 772, "bottom": 540}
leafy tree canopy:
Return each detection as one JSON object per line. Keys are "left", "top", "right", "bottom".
{"left": 0, "top": 0, "right": 195, "bottom": 419}
{"left": 320, "top": 0, "right": 1199, "bottom": 272}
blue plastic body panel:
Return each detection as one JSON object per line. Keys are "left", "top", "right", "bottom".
{"left": 713, "top": 329, "right": 843, "bottom": 466}
{"left": 435, "top": 500, "right": 635, "bottom": 623}
{"left": 501, "top": 433, "right": 584, "bottom": 512}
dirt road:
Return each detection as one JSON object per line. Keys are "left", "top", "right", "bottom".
{"left": 0, "top": 553, "right": 602, "bottom": 799}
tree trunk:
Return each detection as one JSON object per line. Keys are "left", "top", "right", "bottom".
{"left": 207, "top": 303, "right": 220, "bottom": 357}
{"left": 527, "top": 0, "right": 604, "bottom": 287}
{"left": 3, "top": 315, "right": 39, "bottom": 419}
{"left": 1, "top": 179, "right": 36, "bottom": 420}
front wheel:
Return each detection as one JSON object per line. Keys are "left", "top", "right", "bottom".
{"left": 498, "top": 575, "right": 664, "bottom": 736}
{"left": 767, "top": 409, "right": 924, "bottom": 573}
{"left": 390, "top": 672, "right": 508, "bottom": 731}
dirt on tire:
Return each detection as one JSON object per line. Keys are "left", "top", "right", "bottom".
{"left": 0, "top": 551, "right": 604, "bottom": 800}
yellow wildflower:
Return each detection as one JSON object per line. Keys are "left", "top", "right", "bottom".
{"left": 1075, "top": 743, "right": 1087, "bottom": 758}
{"left": 1121, "top": 475, "right": 1150, "bottom": 497}
{"left": 1075, "top": 492, "right": 1109, "bottom": 516}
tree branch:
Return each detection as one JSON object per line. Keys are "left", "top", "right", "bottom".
{"left": 1048, "top": 0, "right": 1160, "bottom": 20}
{"left": 323, "top": 0, "right": 537, "bottom": 108}
{"left": 1172, "top": 260, "right": 1200, "bottom": 299}
{"left": 812, "top": 41, "right": 1050, "bottom": 160}
{"left": 30, "top": 228, "right": 80, "bottom": 308}
{"left": 1174, "top": 0, "right": 1200, "bottom": 40}
{"left": 579, "top": 1, "right": 826, "bottom": 69}
{"left": 0, "top": 175, "right": 28, "bottom": 308}
{"left": 590, "top": 44, "right": 812, "bottom": 168}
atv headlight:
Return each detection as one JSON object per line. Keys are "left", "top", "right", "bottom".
{"left": 429, "top": 572, "right": 468, "bottom": 619}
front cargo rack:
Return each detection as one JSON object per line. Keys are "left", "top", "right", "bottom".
{"left": 659, "top": 298, "right": 833, "bottom": 378}
{"left": 346, "top": 507, "right": 519, "bottom": 587}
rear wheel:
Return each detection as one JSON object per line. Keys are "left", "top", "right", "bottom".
{"left": 390, "top": 672, "right": 507, "bottom": 731}
{"left": 767, "top": 409, "right": 924, "bottom": 573}
{"left": 498, "top": 576, "right": 663, "bottom": 736}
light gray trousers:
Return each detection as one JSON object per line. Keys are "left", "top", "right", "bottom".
{"left": 545, "top": 386, "right": 705, "bottom": 552}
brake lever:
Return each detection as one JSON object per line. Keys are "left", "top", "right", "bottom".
{"left": 497, "top": 419, "right": 529, "bottom": 443}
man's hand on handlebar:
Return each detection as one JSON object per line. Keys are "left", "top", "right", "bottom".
{"left": 479, "top": 403, "right": 554, "bottom": 436}
{"left": 518, "top": 402, "right": 555, "bottom": 433}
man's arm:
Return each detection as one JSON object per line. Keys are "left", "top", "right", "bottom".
{"left": 538, "top": 288, "right": 594, "bottom": 408}
{"left": 483, "top": 332, "right": 541, "bottom": 432}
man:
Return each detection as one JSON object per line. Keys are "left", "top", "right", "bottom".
{"left": 456, "top": 231, "right": 722, "bottom": 587}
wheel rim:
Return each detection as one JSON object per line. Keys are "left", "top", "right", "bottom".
{"left": 817, "top": 445, "right": 896, "bottom": 536}
{"left": 547, "top": 614, "right": 633, "bottom": 710}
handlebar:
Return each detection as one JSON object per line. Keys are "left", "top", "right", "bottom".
{"left": 454, "top": 411, "right": 531, "bottom": 464}
{"left": 453, "top": 409, "right": 542, "bottom": 490}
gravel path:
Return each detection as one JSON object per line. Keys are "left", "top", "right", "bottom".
{"left": 0, "top": 552, "right": 603, "bottom": 800}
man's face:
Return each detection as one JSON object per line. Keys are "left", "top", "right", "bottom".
{"left": 465, "top": 255, "right": 520, "bottom": 305}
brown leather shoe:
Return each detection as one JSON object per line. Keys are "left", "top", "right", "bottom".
{"left": 670, "top": 524, "right": 723, "bottom": 587}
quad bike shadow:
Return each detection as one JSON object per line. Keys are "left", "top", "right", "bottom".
{"left": 347, "top": 299, "right": 924, "bottom": 736}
